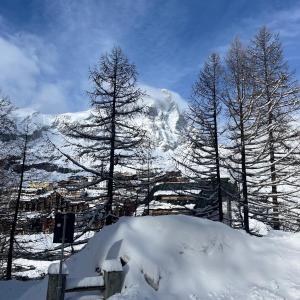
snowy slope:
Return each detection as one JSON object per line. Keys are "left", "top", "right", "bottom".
{"left": 16, "top": 215, "right": 300, "bottom": 300}
{"left": 11, "top": 87, "right": 186, "bottom": 178}
{"left": 52, "top": 88, "right": 186, "bottom": 153}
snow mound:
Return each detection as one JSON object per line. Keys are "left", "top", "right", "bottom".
{"left": 19, "top": 215, "right": 300, "bottom": 299}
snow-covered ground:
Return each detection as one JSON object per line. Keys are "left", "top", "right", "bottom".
{"left": 12, "top": 231, "right": 94, "bottom": 278}
{"left": 2, "top": 215, "right": 300, "bottom": 299}
{"left": 0, "top": 279, "right": 37, "bottom": 300}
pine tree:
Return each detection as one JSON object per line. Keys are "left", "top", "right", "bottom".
{"left": 6, "top": 125, "right": 28, "bottom": 280}
{"left": 61, "top": 47, "right": 145, "bottom": 224}
{"left": 175, "top": 53, "right": 224, "bottom": 222}
{"left": 249, "top": 27, "right": 300, "bottom": 230}
{"left": 3, "top": 117, "right": 52, "bottom": 279}
{"left": 224, "top": 38, "right": 258, "bottom": 233}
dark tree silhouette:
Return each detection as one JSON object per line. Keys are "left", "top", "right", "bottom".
{"left": 61, "top": 47, "right": 145, "bottom": 224}
{"left": 175, "top": 53, "right": 225, "bottom": 222}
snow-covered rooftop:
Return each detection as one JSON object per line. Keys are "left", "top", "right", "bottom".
{"left": 153, "top": 189, "right": 201, "bottom": 196}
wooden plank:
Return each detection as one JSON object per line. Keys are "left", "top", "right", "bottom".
{"left": 65, "top": 276, "right": 105, "bottom": 293}
{"left": 102, "top": 259, "right": 123, "bottom": 299}
{"left": 47, "top": 274, "right": 66, "bottom": 300}
{"left": 103, "top": 270, "right": 123, "bottom": 300}
{"left": 65, "top": 285, "right": 105, "bottom": 293}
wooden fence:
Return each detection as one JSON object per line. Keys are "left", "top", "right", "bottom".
{"left": 46, "top": 240, "right": 125, "bottom": 300}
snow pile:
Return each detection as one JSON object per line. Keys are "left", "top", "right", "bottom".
{"left": 66, "top": 276, "right": 104, "bottom": 290}
{"left": 0, "top": 280, "right": 37, "bottom": 300}
{"left": 15, "top": 215, "right": 300, "bottom": 299}
{"left": 102, "top": 259, "right": 123, "bottom": 272}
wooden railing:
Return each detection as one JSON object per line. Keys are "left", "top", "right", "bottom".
{"left": 46, "top": 254, "right": 124, "bottom": 299}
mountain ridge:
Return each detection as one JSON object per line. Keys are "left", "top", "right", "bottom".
{"left": 11, "top": 88, "right": 187, "bottom": 179}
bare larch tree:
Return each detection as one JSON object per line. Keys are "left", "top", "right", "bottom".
{"left": 61, "top": 47, "right": 145, "bottom": 224}
{"left": 224, "top": 38, "right": 258, "bottom": 233}
{"left": 249, "top": 26, "right": 300, "bottom": 230}
{"left": 175, "top": 53, "right": 224, "bottom": 222}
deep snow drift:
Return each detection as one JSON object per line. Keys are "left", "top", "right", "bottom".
{"left": 7, "top": 215, "right": 300, "bottom": 299}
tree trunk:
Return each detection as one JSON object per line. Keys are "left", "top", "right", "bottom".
{"left": 6, "top": 132, "right": 28, "bottom": 279}
{"left": 213, "top": 80, "right": 223, "bottom": 222}
{"left": 106, "top": 64, "right": 117, "bottom": 225}
{"left": 269, "top": 120, "right": 279, "bottom": 229}
{"left": 241, "top": 141, "right": 249, "bottom": 233}
{"left": 240, "top": 102, "right": 250, "bottom": 233}
{"left": 264, "top": 46, "right": 280, "bottom": 230}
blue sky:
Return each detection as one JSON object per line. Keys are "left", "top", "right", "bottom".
{"left": 0, "top": 0, "right": 300, "bottom": 113}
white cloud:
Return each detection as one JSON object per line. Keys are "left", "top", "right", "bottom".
{"left": 0, "top": 31, "right": 190, "bottom": 115}
{"left": 0, "top": 36, "right": 39, "bottom": 104}
{"left": 140, "top": 84, "right": 188, "bottom": 111}
{"left": 0, "top": 33, "right": 71, "bottom": 113}
{"left": 32, "top": 83, "right": 70, "bottom": 114}
{"left": 205, "top": 4, "right": 300, "bottom": 66}
{"left": 267, "top": 7, "right": 300, "bottom": 39}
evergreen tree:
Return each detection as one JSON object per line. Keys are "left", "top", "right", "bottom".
{"left": 0, "top": 96, "right": 17, "bottom": 278}
{"left": 6, "top": 125, "right": 28, "bottom": 280}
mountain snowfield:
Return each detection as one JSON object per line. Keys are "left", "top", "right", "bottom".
{"left": 56, "top": 88, "right": 186, "bottom": 154}
{"left": 11, "top": 87, "right": 186, "bottom": 179}
{"left": 2, "top": 215, "right": 298, "bottom": 300}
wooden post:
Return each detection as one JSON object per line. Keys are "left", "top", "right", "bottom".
{"left": 227, "top": 196, "right": 232, "bottom": 227}
{"left": 47, "top": 262, "right": 68, "bottom": 300}
{"left": 47, "top": 274, "right": 66, "bottom": 300}
{"left": 102, "top": 259, "right": 123, "bottom": 299}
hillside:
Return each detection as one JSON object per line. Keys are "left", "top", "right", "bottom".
{"left": 10, "top": 215, "right": 300, "bottom": 300}
{"left": 9, "top": 87, "right": 186, "bottom": 181}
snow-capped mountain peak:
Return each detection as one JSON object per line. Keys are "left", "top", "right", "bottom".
{"left": 11, "top": 87, "right": 187, "bottom": 177}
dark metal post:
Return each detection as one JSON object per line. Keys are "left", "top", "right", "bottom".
{"left": 57, "top": 213, "right": 67, "bottom": 300}
{"left": 146, "top": 140, "right": 151, "bottom": 215}
{"left": 135, "top": 192, "right": 138, "bottom": 217}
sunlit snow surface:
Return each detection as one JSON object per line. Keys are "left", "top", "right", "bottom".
{"left": 9, "top": 87, "right": 187, "bottom": 181}
{"left": 4, "top": 215, "right": 300, "bottom": 300}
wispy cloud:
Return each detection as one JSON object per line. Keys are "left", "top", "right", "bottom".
{"left": 0, "top": 32, "right": 72, "bottom": 113}
{"left": 204, "top": 3, "right": 300, "bottom": 64}
{"left": 0, "top": 35, "right": 39, "bottom": 102}
{"left": 0, "top": 0, "right": 300, "bottom": 114}
{"left": 261, "top": 7, "right": 300, "bottom": 39}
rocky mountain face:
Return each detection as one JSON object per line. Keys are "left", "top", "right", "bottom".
{"left": 144, "top": 89, "right": 186, "bottom": 151}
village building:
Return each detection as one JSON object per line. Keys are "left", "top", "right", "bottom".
{"left": 6, "top": 179, "right": 92, "bottom": 233}
{"left": 138, "top": 171, "right": 234, "bottom": 225}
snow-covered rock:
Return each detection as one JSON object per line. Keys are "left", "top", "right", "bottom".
{"left": 141, "top": 88, "right": 186, "bottom": 152}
